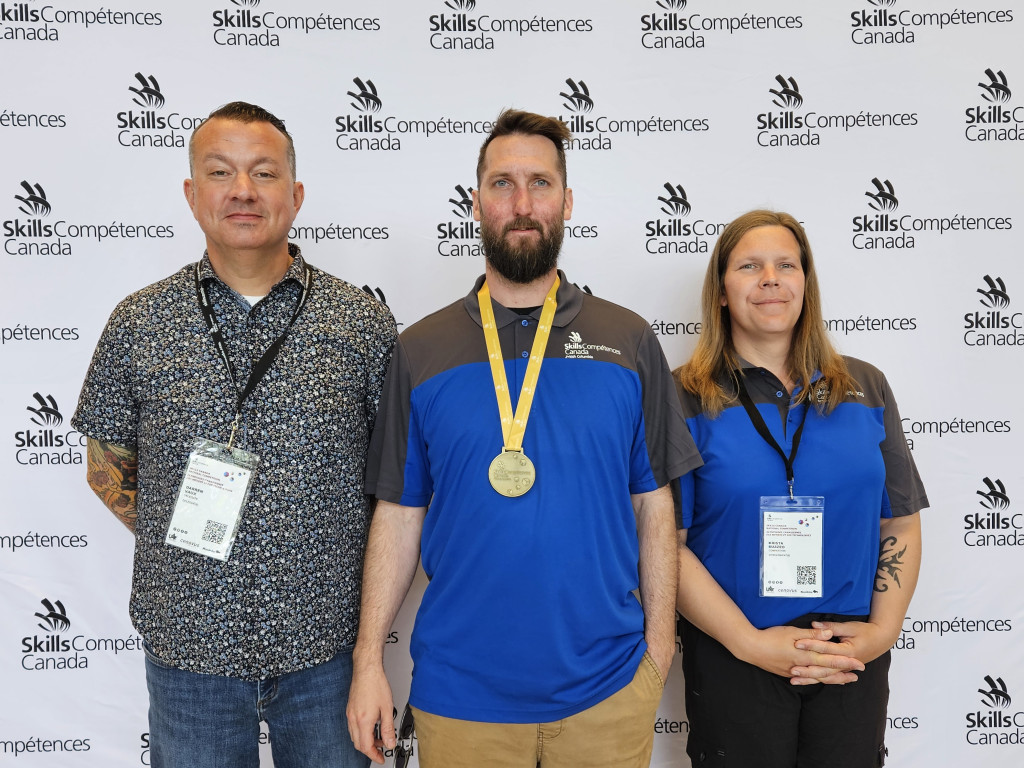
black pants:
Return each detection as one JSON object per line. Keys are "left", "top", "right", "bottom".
{"left": 680, "top": 616, "right": 889, "bottom": 768}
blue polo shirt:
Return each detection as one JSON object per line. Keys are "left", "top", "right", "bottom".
{"left": 366, "top": 273, "right": 701, "bottom": 722}
{"left": 677, "top": 358, "right": 927, "bottom": 629}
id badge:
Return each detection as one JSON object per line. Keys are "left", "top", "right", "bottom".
{"left": 759, "top": 496, "right": 824, "bottom": 598}
{"left": 165, "top": 438, "right": 259, "bottom": 561}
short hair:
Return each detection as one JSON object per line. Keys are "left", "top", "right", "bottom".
{"left": 676, "top": 210, "right": 856, "bottom": 416}
{"left": 188, "top": 101, "right": 296, "bottom": 179}
{"left": 476, "top": 109, "right": 571, "bottom": 186}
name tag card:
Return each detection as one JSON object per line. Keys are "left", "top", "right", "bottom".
{"left": 165, "top": 438, "right": 259, "bottom": 561}
{"left": 759, "top": 496, "right": 824, "bottom": 598}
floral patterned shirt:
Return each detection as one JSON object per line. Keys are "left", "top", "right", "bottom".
{"left": 73, "top": 245, "right": 397, "bottom": 679}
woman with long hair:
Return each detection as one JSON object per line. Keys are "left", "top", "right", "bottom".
{"left": 675, "top": 210, "right": 927, "bottom": 767}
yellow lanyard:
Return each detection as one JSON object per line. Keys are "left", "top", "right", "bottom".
{"left": 477, "top": 275, "right": 559, "bottom": 453}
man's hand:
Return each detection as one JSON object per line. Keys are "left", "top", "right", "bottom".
{"left": 346, "top": 660, "right": 396, "bottom": 765}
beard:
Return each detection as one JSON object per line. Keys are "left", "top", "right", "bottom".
{"left": 481, "top": 214, "right": 564, "bottom": 285}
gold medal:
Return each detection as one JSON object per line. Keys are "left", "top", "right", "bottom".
{"left": 488, "top": 450, "right": 536, "bottom": 497}
{"left": 478, "top": 276, "right": 559, "bottom": 498}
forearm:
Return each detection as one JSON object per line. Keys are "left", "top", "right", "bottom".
{"left": 679, "top": 530, "right": 863, "bottom": 682}
{"left": 352, "top": 499, "right": 425, "bottom": 666}
{"left": 676, "top": 530, "right": 758, "bottom": 661}
{"left": 867, "top": 513, "right": 922, "bottom": 650}
{"left": 634, "top": 485, "right": 676, "bottom": 663}
{"left": 85, "top": 438, "right": 139, "bottom": 532}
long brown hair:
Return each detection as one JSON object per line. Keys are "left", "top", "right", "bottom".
{"left": 676, "top": 210, "right": 856, "bottom": 417}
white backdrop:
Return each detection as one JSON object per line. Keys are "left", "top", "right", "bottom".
{"left": 2, "top": 0, "right": 1023, "bottom": 765}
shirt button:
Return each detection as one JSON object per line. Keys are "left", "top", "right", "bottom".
{"left": 521, "top": 319, "right": 529, "bottom": 326}
{"left": 776, "top": 391, "right": 784, "bottom": 398}
{"left": 521, "top": 351, "right": 529, "bottom": 358}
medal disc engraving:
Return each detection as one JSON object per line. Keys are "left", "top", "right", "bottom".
{"left": 488, "top": 450, "right": 536, "bottom": 497}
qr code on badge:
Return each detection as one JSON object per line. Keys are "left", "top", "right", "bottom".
{"left": 202, "top": 520, "right": 228, "bottom": 544}
{"left": 796, "top": 565, "right": 817, "bottom": 585}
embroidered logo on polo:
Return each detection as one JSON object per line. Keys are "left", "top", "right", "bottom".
{"left": 965, "top": 68, "right": 1023, "bottom": 143}
{"left": 563, "top": 330, "right": 621, "bottom": 359}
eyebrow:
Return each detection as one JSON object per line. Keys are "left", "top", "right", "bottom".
{"left": 200, "top": 153, "right": 282, "bottom": 167}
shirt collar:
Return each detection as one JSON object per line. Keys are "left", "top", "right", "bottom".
{"left": 734, "top": 357, "right": 825, "bottom": 393}
{"left": 462, "top": 269, "right": 585, "bottom": 329}
{"left": 197, "top": 243, "right": 307, "bottom": 291}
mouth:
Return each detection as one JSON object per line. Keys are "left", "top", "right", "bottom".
{"left": 504, "top": 218, "right": 541, "bottom": 236}
{"left": 225, "top": 212, "right": 262, "bottom": 223}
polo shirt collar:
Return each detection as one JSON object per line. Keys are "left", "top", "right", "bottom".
{"left": 463, "top": 269, "right": 584, "bottom": 329}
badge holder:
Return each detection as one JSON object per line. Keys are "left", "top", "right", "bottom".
{"left": 759, "top": 495, "right": 824, "bottom": 598}
{"left": 165, "top": 437, "right": 259, "bottom": 562}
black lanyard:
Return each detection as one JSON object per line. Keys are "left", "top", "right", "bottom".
{"left": 193, "top": 261, "right": 312, "bottom": 445}
{"left": 735, "top": 373, "right": 811, "bottom": 499}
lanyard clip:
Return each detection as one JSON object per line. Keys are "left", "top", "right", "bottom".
{"left": 787, "top": 479, "right": 795, "bottom": 501}
{"left": 227, "top": 414, "right": 241, "bottom": 450}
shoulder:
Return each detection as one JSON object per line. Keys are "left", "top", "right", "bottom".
{"left": 104, "top": 264, "right": 194, "bottom": 328}
{"left": 307, "top": 269, "right": 397, "bottom": 331}
{"left": 578, "top": 292, "right": 651, "bottom": 335}
{"left": 837, "top": 355, "right": 893, "bottom": 406}
{"left": 672, "top": 371, "right": 705, "bottom": 419}
{"left": 399, "top": 296, "right": 469, "bottom": 346}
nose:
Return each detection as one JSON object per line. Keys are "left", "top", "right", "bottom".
{"left": 761, "top": 266, "right": 780, "bottom": 287}
{"left": 512, "top": 186, "right": 532, "bottom": 217}
{"left": 230, "top": 173, "right": 256, "bottom": 201}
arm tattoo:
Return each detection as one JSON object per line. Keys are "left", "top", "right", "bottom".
{"left": 873, "top": 535, "right": 906, "bottom": 593}
{"left": 86, "top": 439, "right": 139, "bottom": 529}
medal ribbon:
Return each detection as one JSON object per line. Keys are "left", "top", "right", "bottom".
{"left": 478, "top": 275, "right": 559, "bottom": 453}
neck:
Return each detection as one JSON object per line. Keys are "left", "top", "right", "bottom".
{"left": 733, "top": 334, "right": 794, "bottom": 390}
{"left": 206, "top": 246, "right": 292, "bottom": 295}
{"left": 484, "top": 265, "right": 558, "bottom": 308}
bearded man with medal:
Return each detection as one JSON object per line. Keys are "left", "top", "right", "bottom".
{"left": 348, "top": 109, "right": 702, "bottom": 768}
{"left": 674, "top": 211, "right": 928, "bottom": 768}
{"left": 73, "top": 102, "right": 397, "bottom": 768}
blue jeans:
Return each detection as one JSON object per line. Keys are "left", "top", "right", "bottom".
{"left": 145, "top": 645, "right": 369, "bottom": 768}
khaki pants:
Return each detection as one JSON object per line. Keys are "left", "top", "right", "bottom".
{"left": 412, "top": 650, "right": 665, "bottom": 768}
